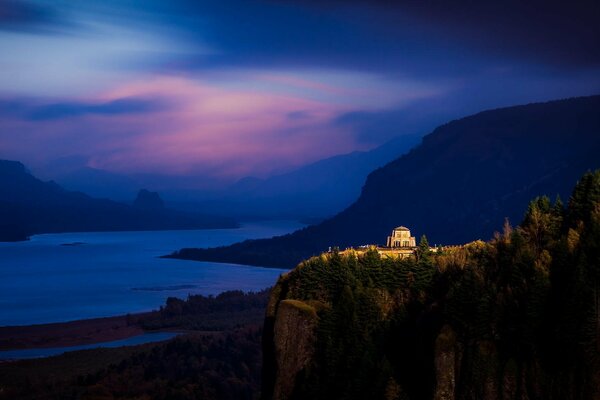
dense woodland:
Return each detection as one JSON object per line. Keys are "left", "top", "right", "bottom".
{"left": 0, "top": 291, "right": 269, "bottom": 400}
{"left": 140, "top": 289, "right": 270, "bottom": 331}
{"left": 263, "top": 171, "right": 600, "bottom": 400}
{"left": 0, "top": 328, "right": 263, "bottom": 400}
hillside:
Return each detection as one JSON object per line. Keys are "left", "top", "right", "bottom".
{"left": 261, "top": 171, "right": 600, "bottom": 400}
{"left": 0, "top": 161, "right": 237, "bottom": 241}
{"left": 167, "top": 95, "right": 600, "bottom": 268}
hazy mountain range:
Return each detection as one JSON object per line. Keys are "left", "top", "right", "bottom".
{"left": 0, "top": 161, "right": 236, "bottom": 241}
{"left": 0, "top": 133, "right": 419, "bottom": 241}
{"left": 43, "top": 134, "right": 421, "bottom": 220}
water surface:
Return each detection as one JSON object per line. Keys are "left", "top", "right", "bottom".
{"left": 0, "top": 332, "right": 180, "bottom": 360}
{"left": 0, "top": 221, "right": 302, "bottom": 326}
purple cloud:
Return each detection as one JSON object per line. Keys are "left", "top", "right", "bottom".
{"left": 26, "top": 97, "right": 166, "bottom": 120}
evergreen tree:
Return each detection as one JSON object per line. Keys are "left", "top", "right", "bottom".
{"left": 268, "top": 170, "right": 600, "bottom": 400}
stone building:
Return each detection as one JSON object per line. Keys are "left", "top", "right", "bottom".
{"left": 386, "top": 226, "right": 416, "bottom": 248}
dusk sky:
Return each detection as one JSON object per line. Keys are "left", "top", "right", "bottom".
{"left": 1, "top": 0, "right": 599, "bottom": 182}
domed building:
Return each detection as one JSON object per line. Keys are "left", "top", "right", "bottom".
{"left": 386, "top": 226, "right": 416, "bottom": 248}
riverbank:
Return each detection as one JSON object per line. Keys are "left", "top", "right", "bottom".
{"left": 0, "top": 289, "right": 271, "bottom": 398}
{"left": 0, "top": 288, "right": 271, "bottom": 359}
{"left": 0, "top": 313, "right": 149, "bottom": 351}
{"left": 0, "top": 326, "right": 263, "bottom": 400}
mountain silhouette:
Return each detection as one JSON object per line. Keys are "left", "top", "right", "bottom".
{"left": 0, "top": 161, "right": 236, "bottom": 241}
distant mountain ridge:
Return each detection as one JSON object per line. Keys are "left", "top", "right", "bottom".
{"left": 224, "top": 135, "right": 421, "bottom": 214}
{"left": 45, "top": 134, "right": 420, "bottom": 220}
{"left": 168, "top": 94, "right": 600, "bottom": 268}
{"left": 133, "top": 189, "right": 165, "bottom": 210}
{"left": 50, "top": 166, "right": 139, "bottom": 202}
{"left": 167, "top": 134, "right": 421, "bottom": 219}
{"left": 0, "top": 161, "right": 236, "bottom": 241}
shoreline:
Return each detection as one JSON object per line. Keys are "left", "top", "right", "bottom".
{"left": 0, "top": 313, "right": 152, "bottom": 351}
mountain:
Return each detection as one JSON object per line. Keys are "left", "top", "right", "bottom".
{"left": 50, "top": 166, "right": 139, "bottom": 202}
{"left": 133, "top": 189, "right": 165, "bottom": 210}
{"left": 261, "top": 171, "right": 600, "bottom": 400}
{"left": 166, "top": 134, "right": 421, "bottom": 219}
{"left": 167, "top": 95, "right": 600, "bottom": 268}
{"left": 0, "top": 161, "right": 237, "bottom": 241}
{"left": 40, "top": 135, "right": 420, "bottom": 221}
{"left": 221, "top": 134, "right": 422, "bottom": 218}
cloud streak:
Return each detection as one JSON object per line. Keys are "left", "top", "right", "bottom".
{"left": 26, "top": 98, "right": 166, "bottom": 120}
{"left": 0, "top": 0, "right": 61, "bottom": 32}
{"left": 1, "top": 74, "right": 418, "bottom": 178}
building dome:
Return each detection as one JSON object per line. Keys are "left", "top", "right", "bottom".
{"left": 387, "top": 226, "right": 416, "bottom": 248}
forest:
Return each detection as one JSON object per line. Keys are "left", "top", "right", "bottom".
{"left": 0, "top": 290, "right": 270, "bottom": 400}
{"left": 263, "top": 170, "right": 600, "bottom": 400}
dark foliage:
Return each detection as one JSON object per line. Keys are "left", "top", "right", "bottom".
{"left": 0, "top": 290, "right": 272, "bottom": 400}
{"left": 0, "top": 328, "right": 263, "bottom": 400}
{"left": 140, "top": 289, "right": 271, "bottom": 331}
{"left": 264, "top": 171, "right": 600, "bottom": 399}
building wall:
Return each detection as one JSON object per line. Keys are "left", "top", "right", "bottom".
{"left": 387, "top": 229, "right": 416, "bottom": 248}
{"left": 338, "top": 246, "right": 416, "bottom": 259}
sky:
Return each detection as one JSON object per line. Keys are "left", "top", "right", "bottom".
{"left": 0, "top": 0, "right": 599, "bottom": 183}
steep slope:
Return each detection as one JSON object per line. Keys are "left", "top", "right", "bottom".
{"left": 0, "top": 161, "right": 236, "bottom": 241}
{"left": 168, "top": 95, "right": 600, "bottom": 268}
{"left": 261, "top": 171, "right": 600, "bottom": 400}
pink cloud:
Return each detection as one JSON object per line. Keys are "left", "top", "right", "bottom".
{"left": 0, "top": 71, "right": 442, "bottom": 179}
{"left": 0, "top": 75, "right": 360, "bottom": 178}
{"left": 257, "top": 74, "right": 350, "bottom": 96}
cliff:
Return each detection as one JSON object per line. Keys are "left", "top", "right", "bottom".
{"left": 270, "top": 300, "right": 319, "bottom": 400}
{"left": 261, "top": 171, "right": 600, "bottom": 400}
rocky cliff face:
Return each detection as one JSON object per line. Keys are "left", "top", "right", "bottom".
{"left": 433, "top": 325, "right": 458, "bottom": 400}
{"left": 271, "top": 300, "right": 318, "bottom": 400}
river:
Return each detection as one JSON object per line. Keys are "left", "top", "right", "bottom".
{"left": 0, "top": 221, "right": 302, "bottom": 326}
